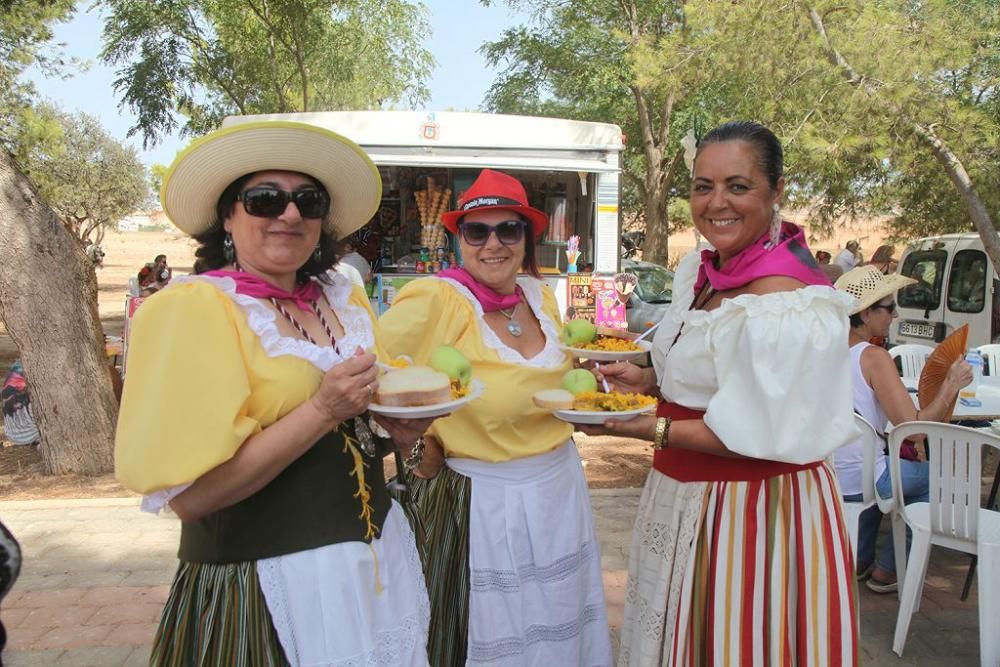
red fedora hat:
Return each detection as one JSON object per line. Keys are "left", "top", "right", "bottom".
{"left": 440, "top": 169, "right": 549, "bottom": 239}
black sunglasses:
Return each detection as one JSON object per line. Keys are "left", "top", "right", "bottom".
{"left": 458, "top": 220, "right": 527, "bottom": 247}
{"left": 871, "top": 301, "right": 896, "bottom": 314}
{"left": 237, "top": 186, "right": 330, "bottom": 219}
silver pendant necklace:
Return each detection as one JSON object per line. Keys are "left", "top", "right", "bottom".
{"left": 498, "top": 304, "right": 523, "bottom": 337}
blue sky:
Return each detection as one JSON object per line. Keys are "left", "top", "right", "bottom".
{"left": 25, "top": 1, "right": 530, "bottom": 168}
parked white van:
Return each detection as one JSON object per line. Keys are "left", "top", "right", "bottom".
{"left": 890, "top": 233, "right": 999, "bottom": 349}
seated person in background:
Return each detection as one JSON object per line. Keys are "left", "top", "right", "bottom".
{"left": 137, "top": 254, "right": 172, "bottom": 295}
{"left": 86, "top": 243, "right": 105, "bottom": 268}
{"left": 833, "top": 266, "right": 972, "bottom": 593}
{"left": 339, "top": 240, "right": 373, "bottom": 284}
{"left": 866, "top": 244, "right": 897, "bottom": 275}
{"left": 901, "top": 263, "right": 935, "bottom": 306}
{"left": 834, "top": 240, "right": 861, "bottom": 273}
{"left": 816, "top": 250, "right": 843, "bottom": 283}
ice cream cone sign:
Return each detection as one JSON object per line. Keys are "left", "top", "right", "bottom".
{"left": 615, "top": 272, "right": 638, "bottom": 305}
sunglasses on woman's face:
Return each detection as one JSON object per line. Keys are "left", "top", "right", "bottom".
{"left": 458, "top": 220, "right": 527, "bottom": 247}
{"left": 871, "top": 301, "right": 896, "bottom": 315}
{"left": 237, "top": 186, "right": 330, "bottom": 219}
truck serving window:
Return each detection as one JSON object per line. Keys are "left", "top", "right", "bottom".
{"left": 898, "top": 249, "right": 947, "bottom": 310}
{"left": 947, "top": 249, "right": 987, "bottom": 314}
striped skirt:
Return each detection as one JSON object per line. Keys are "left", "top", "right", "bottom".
{"left": 394, "top": 465, "right": 472, "bottom": 666}
{"left": 151, "top": 561, "right": 287, "bottom": 666}
{"left": 618, "top": 464, "right": 858, "bottom": 667}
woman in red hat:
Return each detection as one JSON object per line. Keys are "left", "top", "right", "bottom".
{"left": 380, "top": 169, "right": 613, "bottom": 666}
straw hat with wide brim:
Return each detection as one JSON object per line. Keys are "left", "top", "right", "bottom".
{"left": 160, "top": 121, "right": 381, "bottom": 238}
{"left": 834, "top": 265, "right": 917, "bottom": 314}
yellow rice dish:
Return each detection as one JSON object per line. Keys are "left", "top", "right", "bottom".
{"left": 578, "top": 336, "right": 642, "bottom": 352}
{"left": 450, "top": 380, "right": 470, "bottom": 400}
{"left": 572, "top": 391, "right": 657, "bottom": 412}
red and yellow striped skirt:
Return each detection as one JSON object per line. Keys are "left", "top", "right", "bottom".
{"left": 617, "top": 461, "right": 858, "bottom": 666}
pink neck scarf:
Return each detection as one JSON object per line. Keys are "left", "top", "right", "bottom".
{"left": 694, "top": 222, "right": 830, "bottom": 294}
{"left": 437, "top": 267, "right": 523, "bottom": 312}
{"left": 204, "top": 270, "right": 322, "bottom": 311}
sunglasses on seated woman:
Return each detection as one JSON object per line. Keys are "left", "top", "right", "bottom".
{"left": 871, "top": 301, "right": 896, "bottom": 314}
{"left": 458, "top": 220, "right": 527, "bottom": 246}
{"left": 237, "top": 186, "right": 331, "bottom": 219}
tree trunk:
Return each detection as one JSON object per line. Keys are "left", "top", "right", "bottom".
{"left": 914, "top": 124, "right": 1000, "bottom": 276}
{"left": 0, "top": 151, "right": 117, "bottom": 474}
{"left": 642, "top": 185, "right": 671, "bottom": 266}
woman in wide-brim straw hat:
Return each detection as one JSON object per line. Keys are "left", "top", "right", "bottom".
{"left": 831, "top": 265, "right": 971, "bottom": 594}
{"left": 115, "top": 121, "right": 433, "bottom": 665}
{"left": 379, "top": 168, "right": 613, "bottom": 666}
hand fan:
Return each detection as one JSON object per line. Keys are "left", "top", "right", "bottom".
{"left": 917, "top": 324, "right": 968, "bottom": 420}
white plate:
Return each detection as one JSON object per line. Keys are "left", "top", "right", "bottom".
{"left": 553, "top": 405, "right": 654, "bottom": 424}
{"left": 561, "top": 340, "right": 653, "bottom": 362}
{"left": 368, "top": 379, "right": 484, "bottom": 419}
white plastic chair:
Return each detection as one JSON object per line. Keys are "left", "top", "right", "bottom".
{"left": 888, "top": 421, "right": 1000, "bottom": 664}
{"left": 837, "top": 415, "right": 908, "bottom": 599}
{"left": 841, "top": 415, "right": 880, "bottom": 559}
{"left": 889, "top": 343, "right": 934, "bottom": 379}
{"left": 976, "top": 344, "right": 1000, "bottom": 376}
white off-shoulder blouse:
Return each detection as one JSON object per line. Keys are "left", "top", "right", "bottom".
{"left": 650, "top": 250, "right": 860, "bottom": 464}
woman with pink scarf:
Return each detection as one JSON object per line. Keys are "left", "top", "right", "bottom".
{"left": 583, "top": 121, "right": 860, "bottom": 665}
{"left": 115, "top": 121, "right": 432, "bottom": 665}
{"left": 379, "top": 169, "right": 612, "bottom": 666}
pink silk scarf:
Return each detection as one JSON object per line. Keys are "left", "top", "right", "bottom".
{"left": 203, "top": 270, "right": 322, "bottom": 311}
{"left": 437, "top": 267, "right": 523, "bottom": 313}
{"left": 693, "top": 221, "right": 830, "bottom": 294}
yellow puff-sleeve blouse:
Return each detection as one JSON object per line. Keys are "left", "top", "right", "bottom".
{"left": 115, "top": 274, "right": 381, "bottom": 494}
{"left": 378, "top": 276, "right": 573, "bottom": 462}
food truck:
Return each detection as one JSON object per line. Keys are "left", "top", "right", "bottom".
{"left": 221, "top": 111, "right": 625, "bottom": 318}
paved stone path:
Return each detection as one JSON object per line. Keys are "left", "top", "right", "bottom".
{"left": 0, "top": 491, "right": 986, "bottom": 665}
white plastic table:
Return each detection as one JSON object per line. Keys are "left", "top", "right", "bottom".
{"left": 902, "top": 375, "right": 1000, "bottom": 421}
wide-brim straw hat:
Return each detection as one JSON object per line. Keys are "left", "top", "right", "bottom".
{"left": 835, "top": 265, "right": 917, "bottom": 314}
{"left": 160, "top": 121, "right": 381, "bottom": 238}
{"left": 440, "top": 169, "right": 548, "bottom": 239}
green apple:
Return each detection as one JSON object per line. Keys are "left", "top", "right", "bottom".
{"left": 561, "top": 319, "right": 597, "bottom": 347}
{"left": 429, "top": 345, "right": 472, "bottom": 387}
{"left": 561, "top": 368, "right": 598, "bottom": 395}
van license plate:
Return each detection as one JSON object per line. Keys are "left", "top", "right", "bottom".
{"left": 899, "top": 321, "right": 935, "bottom": 338}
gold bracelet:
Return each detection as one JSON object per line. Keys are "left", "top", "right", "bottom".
{"left": 653, "top": 417, "right": 672, "bottom": 450}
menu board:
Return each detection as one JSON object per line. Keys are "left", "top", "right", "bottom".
{"left": 592, "top": 276, "right": 627, "bottom": 330}
{"left": 566, "top": 274, "right": 595, "bottom": 322}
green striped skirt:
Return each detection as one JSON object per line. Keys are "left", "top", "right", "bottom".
{"left": 151, "top": 561, "right": 287, "bottom": 666}
{"left": 392, "top": 465, "right": 471, "bottom": 667}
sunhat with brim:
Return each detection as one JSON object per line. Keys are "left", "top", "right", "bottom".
{"left": 160, "top": 121, "right": 382, "bottom": 238}
{"left": 440, "top": 169, "right": 548, "bottom": 240}
{"left": 835, "top": 265, "right": 917, "bottom": 315}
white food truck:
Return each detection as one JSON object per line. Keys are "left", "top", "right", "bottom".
{"left": 221, "top": 110, "right": 626, "bottom": 316}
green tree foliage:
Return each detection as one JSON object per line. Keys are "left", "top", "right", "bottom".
{"left": 483, "top": 0, "right": 999, "bottom": 262}
{"left": 14, "top": 105, "right": 148, "bottom": 246}
{"left": 0, "top": 0, "right": 75, "bottom": 151}
{"left": 799, "top": 0, "right": 999, "bottom": 245}
{"left": 480, "top": 0, "right": 817, "bottom": 263}
{"left": 99, "top": 0, "right": 436, "bottom": 147}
